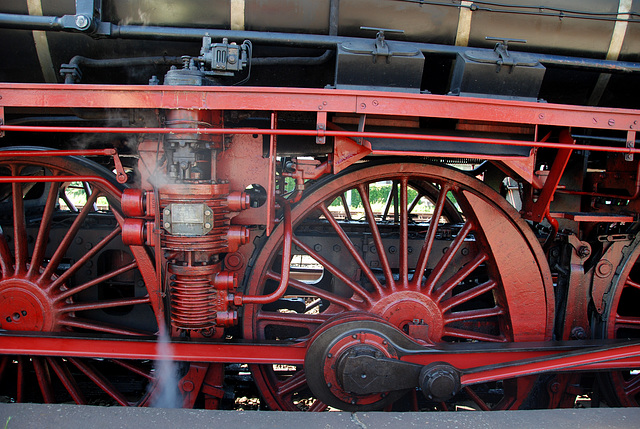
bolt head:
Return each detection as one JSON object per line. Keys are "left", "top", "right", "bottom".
{"left": 75, "top": 15, "right": 90, "bottom": 29}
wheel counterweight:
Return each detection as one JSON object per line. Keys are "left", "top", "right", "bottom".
{"left": 243, "top": 161, "right": 554, "bottom": 411}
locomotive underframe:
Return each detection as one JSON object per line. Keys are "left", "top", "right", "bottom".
{"left": 1, "top": 83, "right": 640, "bottom": 409}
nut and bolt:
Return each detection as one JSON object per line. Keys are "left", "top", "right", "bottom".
{"left": 577, "top": 246, "right": 591, "bottom": 258}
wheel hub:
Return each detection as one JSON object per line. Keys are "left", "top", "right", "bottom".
{"left": 371, "top": 291, "right": 444, "bottom": 343}
{"left": 304, "top": 316, "right": 422, "bottom": 411}
{"left": 0, "top": 279, "right": 54, "bottom": 331}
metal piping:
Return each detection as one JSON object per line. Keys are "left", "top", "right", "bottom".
{"left": 3, "top": 124, "right": 640, "bottom": 155}
{"left": 237, "top": 196, "right": 292, "bottom": 305}
{"left": 2, "top": 12, "right": 640, "bottom": 73}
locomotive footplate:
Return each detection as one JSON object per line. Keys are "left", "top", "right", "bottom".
{"left": 2, "top": 317, "right": 640, "bottom": 410}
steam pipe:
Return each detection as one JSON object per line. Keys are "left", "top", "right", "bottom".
{"left": 237, "top": 196, "right": 292, "bottom": 305}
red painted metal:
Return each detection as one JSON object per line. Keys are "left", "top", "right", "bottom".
{"left": 243, "top": 162, "right": 553, "bottom": 410}
{"left": 0, "top": 175, "right": 122, "bottom": 202}
{"left": 0, "top": 333, "right": 307, "bottom": 364}
{"left": 1, "top": 332, "right": 639, "bottom": 382}
{"left": 0, "top": 149, "right": 116, "bottom": 157}
{"left": 0, "top": 153, "right": 162, "bottom": 405}
{"left": 236, "top": 197, "right": 292, "bottom": 305}
{"left": 2, "top": 124, "right": 639, "bottom": 156}
{"left": 523, "top": 129, "right": 575, "bottom": 223}
{"left": 0, "top": 84, "right": 638, "bottom": 132}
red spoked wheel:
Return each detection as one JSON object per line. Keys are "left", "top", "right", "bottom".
{"left": 0, "top": 149, "right": 162, "bottom": 406}
{"left": 596, "top": 237, "right": 640, "bottom": 406}
{"left": 243, "top": 161, "right": 554, "bottom": 411}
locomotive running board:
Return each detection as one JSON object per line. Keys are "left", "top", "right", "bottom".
{"left": 1, "top": 331, "right": 639, "bottom": 385}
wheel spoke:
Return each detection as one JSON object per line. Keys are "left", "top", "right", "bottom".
{"left": 276, "top": 369, "right": 308, "bottom": 397}
{"left": 60, "top": 295, "right": 151, "bottom": 313}
{"left": 0, "top": 228, "right": 13, "bottom": 276}
{"left": 407, "top": 190, "right": 424, "bottom": 214}
{"left": 46, "top": 357, "right": 87, "bottom": 404}
{"left": 54, "top": 260, "right": 138, "bottom": 301}
{"left": 319, "top": 204, "right": 384, "bottom": 296}
{"left": 266, "top": 270, "right": 361, "bottom": 311}
{"left": 32, "top": 357, "right": 55, "bottom": 403}
{"left": 60, "top": 317, "right": 153, "bottom": 336}
{"left": 357, "top": 184, "right": 395, "bottom": 290}
{"left": 443, "top": 306, "right": 505, "bottom": 324}
{"left": 12, "top": 167, "right": 28, "bottom": 275}
{"left": 463, "top": 386, "right": 491, "bottom": 411}
{"left": 292, "top": 236, "right": 372, "bottom": 304}
{"left": 423, "top": 220, "right": 473, "bottom": 294}
{"left": 111, "top": 359, "right": 153, "bottom": 380}
{"left": 443, "top": 327, "right": 506, "bottom": 342}
{"left": 399, "top": 178, "right": 409, "bottom": 288}
{"left": 69, "top": 358, "right": 130, "bottom": 406}
{"left": 626, "top": 279, "right": 640, "bottom": 291}
{"left": 412, "top": 183, "right": 450, "bottom": 289}
{"left": 256, "top": 310, "right": 329, "bottom": 326}
{"left": 39, "top": 190, "right": 101, "bottom": 282}
{"left": 339, "top": 193, "right": 352, "bottom": 221}
{"left": 381, "top": 180, "right": 398, "bottom": 222}
{"left": 47, "top": 226, "right": 122, "bottom": 293}
{"left": 16, "top": 358, "right": 24, "bottom": 403}
{"left": 623, "top": 375, "right": 640, "bottom": 397}
{"left": 27, "top": 181, "right": 61, "bottom": 278}
{"left": 614, "top": 315, "right": 640, "bottom": 330}
{"left": 440, "top": 279, "right": 497, "bottom": 312}
{"left": 432, "top": 252, "right": 488, "bottom": 303}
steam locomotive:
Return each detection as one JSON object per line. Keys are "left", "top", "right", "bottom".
{"left": 0, "top": 0, "right": 640, "bottom": 411}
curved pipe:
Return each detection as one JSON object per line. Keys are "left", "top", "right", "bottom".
{"left": 237, "top": 196, "right": 292, "bottom": 305}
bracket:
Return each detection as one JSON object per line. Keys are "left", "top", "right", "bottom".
{"left": 626, "top": 130, "right": 636, "bottom": 161}
{"left": 316, "top": 111, "right": 327, "bottom": 144}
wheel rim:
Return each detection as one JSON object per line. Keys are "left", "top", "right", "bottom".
{"left": 0, "top": 151, "right": 160, "bottom": 405}
{"left": 243, "top": 162, "right": 553, "bottom": 411}
{"left": 598, "top": 239, "right": 640, "bottom": 406}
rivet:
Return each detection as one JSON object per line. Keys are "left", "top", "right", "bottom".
{"left": 360, "top": 103, "right": 366, "bottom": 109}
{"left": 204, "top": 223, "right": 212, "bottom": 229}
{"left": 609, "top": 119, "right": 616, "bottom": 126}
{"left": 538, "top": 113, "right": 545, "bottom": 119}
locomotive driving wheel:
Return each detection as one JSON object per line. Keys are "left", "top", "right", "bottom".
{"left": 243, "top": 161, "right": 554, "bottom": 411}
{"left": 596, "top": 237, "right": 640, "bottom": 406}
{"left": 0, "top": 148, "right": 162, "bottom": 406}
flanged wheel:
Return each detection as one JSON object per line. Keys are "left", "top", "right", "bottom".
{"left": 595, "top": 237, "right": 640, "bottom": 406}
{"left": 243, "top": 161, "right": 553, "bottom": 411}
{"left": 0, "top": 148, "right": 163, "bottom": 406}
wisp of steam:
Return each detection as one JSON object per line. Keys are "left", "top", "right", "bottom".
{"left": 151, "top": 327, "right": 181, "bottom": 408}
